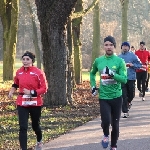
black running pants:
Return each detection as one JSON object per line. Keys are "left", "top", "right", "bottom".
{"left": 136, "top": 71, "right": 147, "bottom": 97}
{"left": 121, "top": 80, "right": 135, "bottom": 113}
{"left": 99, "top": 96, "right": 122, "bottom": 148}
{"left": 17, "top": 106, "right": 42, "bottom": 150}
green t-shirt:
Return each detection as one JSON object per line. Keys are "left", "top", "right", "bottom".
{"left": 90, "top": 54, "right": 127, "bottom": 99}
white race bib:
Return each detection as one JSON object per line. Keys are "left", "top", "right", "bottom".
{"left": 101, "top": 74, "right": 117, "bottom": 85}
{"left": 21, "top": 95, "right": 37, "bottom": 106}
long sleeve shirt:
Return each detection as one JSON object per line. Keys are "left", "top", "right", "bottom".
{"left": 118, "top": 51, "right": 142, "bottom": 80}
{"left": 90, "top": 54, "right": 127, "bottom": 100}
{"left": 135, "top": 50, "right": 150, "bottom": 72}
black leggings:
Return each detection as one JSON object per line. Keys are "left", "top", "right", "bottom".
{"left": 146, "top": 73, "right": 150, "bottom": 89}
{"left": 17, "top": 106, "right": 42, "bottom": 150}
{"left": 99, "top": 96, "right": 122, "bottom": 148}
{"left": 136, "top": 71, "right": 147, "bottom": 97}
{"left": 122, "top": 80, "right": 135, "bottom": 113}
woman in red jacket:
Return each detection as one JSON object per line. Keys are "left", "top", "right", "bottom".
{"left": 8, "top": 51, "right": 48, "bottom": 150}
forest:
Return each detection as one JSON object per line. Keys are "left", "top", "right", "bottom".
{"left": 0, "top": 0, "right": 150, "bottom": 69}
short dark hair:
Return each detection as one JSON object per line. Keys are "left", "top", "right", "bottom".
{"left": 140, "top": 41, "right": 145, "bottom": 45}
{"left": 104, "top": 36, "right": 116, "bottom": 48}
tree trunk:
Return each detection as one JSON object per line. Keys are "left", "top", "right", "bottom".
{"left": 121, "top": 0, "right": 129, "bottom": 42}
{"left": 0, "top": 0, "right": 19, "bottom": 81}
{"left": 25, "top": 0, "right": 41, "bottom": 69}
{"left": 35, "top": 0, "right": 77, "bottom": 106}
{"left": 66, "top": 17, "right": 75, "bottom": 104}
{"left": 91, "top": 2, "right": 100, "bottom": 67}
{"left": 72, "top": 0, "right": 83, "bottom": 84}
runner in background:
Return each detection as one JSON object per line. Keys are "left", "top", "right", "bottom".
{"left": 118, "top": 42, "right": 142, "bottom": 118}
{"left": 145, "top": 47, "right": 150, "bottom": 92}
{"left": 135, "top": 41, "right": 150, "bottom": 101}
{"left": 130, "top": 46, "right": 136, "bottom": 53}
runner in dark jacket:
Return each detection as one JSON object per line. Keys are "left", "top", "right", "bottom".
{"left": 118, "top": 42, "right": 142, "bottom": 118}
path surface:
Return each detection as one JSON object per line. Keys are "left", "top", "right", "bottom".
{"left": 43, "top": 89, "right": 150, "bottom": 150}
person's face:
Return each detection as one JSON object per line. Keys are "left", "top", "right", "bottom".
{"left": 104, "top": 41, "right": 115, "bottom": 56}
{"left": 140, "top": 44, "right": 145, "bottom": 50}
{"left": 131, "top": 48, "right": 134, "bottom": 51}
{"left": 22, "top": 56, "right": 33, "bottom": 67}
{"left": 122, "top": 45, "right": 129, "bottom": 52}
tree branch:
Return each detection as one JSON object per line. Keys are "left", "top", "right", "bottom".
{"left": 120, "top": 0, "right": 124, "bottom": 6}
{"left": 71, "top": 0, "right": 99, "bottom": 19}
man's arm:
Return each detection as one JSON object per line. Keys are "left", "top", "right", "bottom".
{"left": 131, "top": 54, "right": 142, "bottom": 69}
{"left": 113, "top": 59, "right": 127, "bottom": 84}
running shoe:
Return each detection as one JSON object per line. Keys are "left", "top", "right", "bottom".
{"left": 146, "top": 88, "right": 149, "bottom": 92}
{"left": 110, "top": 147, "right": 117, "bottom": 150}
{"left": 128, "top": 103, "right": 132, "bottom": 109}
{"left": 35, "top": 141, "right": 43, "bottom": 150}
{"left": 122, "top": 113, "right": 129, "bottom": 118}
{"left": 101, "top": 135, "right": 109, "bottom": 148}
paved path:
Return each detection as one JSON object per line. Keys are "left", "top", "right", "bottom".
{"left": 43, "top": 90, "right": 150, "bottom": 150}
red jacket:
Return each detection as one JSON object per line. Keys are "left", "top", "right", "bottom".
{"left": 135, "top": 50, "right": 150, "bottom": 72}
{"left": 14, "top": 66, "right": 48, "bottom": 106}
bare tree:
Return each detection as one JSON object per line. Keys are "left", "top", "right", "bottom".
{"left": 72, "top": 0, "right": 99, "bottom": 84}
{"left": 120, "top": 0, "right": 129, "bottom": 42}
{"left": 91, "top": 1, "right": 100, "bottom": 67}
{"left": 0, "top": 0, "right": 19, "bottom": 80}
{"left": 35, "top": 0, "right": 77, "bottom": 106}
{"left": 25, "top": 0, "right": 42, "bottom": 68}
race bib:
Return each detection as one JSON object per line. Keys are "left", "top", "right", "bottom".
{"left": 21, "top": 95, "right": 37, "bottom": 106}
{"left": 101, "top": 74, "right": 117, "bottom": 85}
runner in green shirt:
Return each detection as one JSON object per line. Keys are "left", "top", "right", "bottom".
{"left": 90, "top": 36, "right": 127, "bottom": 150}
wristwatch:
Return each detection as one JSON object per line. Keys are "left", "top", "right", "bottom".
{"left": 30, "top": 90, "right": 34, "bottom": 95}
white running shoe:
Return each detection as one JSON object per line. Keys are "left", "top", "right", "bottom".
{"left": 35, "top": 141, "right": 43, "bottom": 150}
{"left": 110, "top": 147, "right": 117, "bottom": 150}
{"left": 123, "top": 113, "right": 129, "bottom": 118}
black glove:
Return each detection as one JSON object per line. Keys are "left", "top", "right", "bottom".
{"left": 105, "top": 66, "right": 115, "bottom": 77}
{"left": 92, "top": 86, "right": 98, "bottom": 96}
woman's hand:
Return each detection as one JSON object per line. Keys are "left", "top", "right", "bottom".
{"left": 8, "top": 91, "right": 13, "bottom": 99}
{"left": 23, "top": 88, "right": 31, "bottom": 95}
{"left": 8, "top": 87, "right": 16, "bottom": 99}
